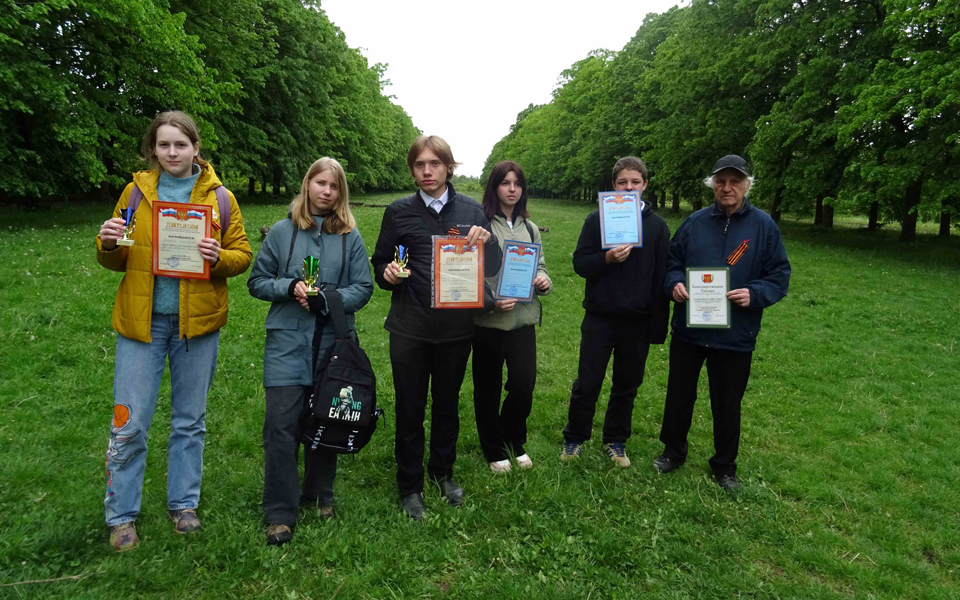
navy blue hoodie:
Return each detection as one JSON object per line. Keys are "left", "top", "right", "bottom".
{"left": 664, "top": 198, "right": 791, "bottom": 352}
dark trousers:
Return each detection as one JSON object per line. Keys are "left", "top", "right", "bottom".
{"left": 471, "top": 325, "right": 537, "bottom": 462}
{"left": 563, "top": 313, "right": 651, "bottom": 444}
{"left": 390, "top": 333, "right": 472, "bottom": 496}
{"left": 263, "top": 386, "right": 337, "bottom": 526}
{"left": 658, "top": 338, "right": 753, "bottom": 477}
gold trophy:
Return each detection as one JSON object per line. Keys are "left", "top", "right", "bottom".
{"left": 395, "top": 245, "right": 410, "bottom": 278}
{"left": 303, "top": 256, "right": 320, "bottom": 296}
{"left": 117, "top": 207, "right": 136, "bottom": 247}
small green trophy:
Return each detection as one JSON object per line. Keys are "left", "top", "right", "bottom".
{"left": 395, "top": 245, "right": 410, "bottom": 278}
{"left": 303, "top": 256, "right": 320, "bottom": 296}
{"left": 117, "top": 207, "right": 136, "bottom": 247}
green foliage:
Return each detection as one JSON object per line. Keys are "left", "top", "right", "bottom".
{"left": 0, "top": 0, "right": 418, "bottom": 201}
{"left": 482, "top": 0, "right": 960, "bottom": 239}
{"left": 1, "top": 198, "right": 959, "bottom": 597}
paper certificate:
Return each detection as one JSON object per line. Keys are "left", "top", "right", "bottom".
{"left": 598, "top": 191, "right": 643, "bottom": 249}
{"left": 496, "top": 240, "right": 540, "bottom": 303}
{"left": 686, "top": 267, "right": 731, "bottom": 328}
{"left": 153, "top": 201, "right": 211, "bottom": 280}
{"left": 431, "top": 236, "right": 484, "bottom": 309}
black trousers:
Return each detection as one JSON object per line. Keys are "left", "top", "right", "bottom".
{"left": 658, "top": 338, "right": 753, "bottom": 477}
{"left": 390, "top": 333, "right": 472, "bottom": 496}
{"left": 563, "top": 313, "right": 651, "bottom": 444}
{"left": 471, "top": 325, "right": 537, "bottom": 462}
{"left": 263, "top": 386, "right": 337, "bottom": 526}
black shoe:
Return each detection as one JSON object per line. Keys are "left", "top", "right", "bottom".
{"left": 653, "top": 455, "right": 685, "bottom": 474}
{"left": 435, "top": 479, "right": 464, "bottom": 507}
{"left": 400, "top": 493, "right": 426, "bottom": 520}
{"left": 716, "top": 474, "right": 741, "bottom": 491}
{"left": 266, "top": 524, "right": 293, "bottom": 546}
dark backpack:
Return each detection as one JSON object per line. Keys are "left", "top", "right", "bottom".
{"left": 299, "top": 290, "right": 382, "bottom": 454}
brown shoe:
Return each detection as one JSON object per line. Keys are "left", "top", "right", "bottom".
{"left": 318, "top": 503, "right": 336, "bottom": 520}
{"left": 266, "top": 524, "right": 293, "bottom": 546}
{"left": 168, "top": 508, "right": 202, "bottom": 534}
{"left": 109, "top": 522, "right": 139, "bottom": 552}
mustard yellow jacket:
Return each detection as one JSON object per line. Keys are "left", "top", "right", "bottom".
{"left": 95, "top": 165, "right": 252, "bottom": 342}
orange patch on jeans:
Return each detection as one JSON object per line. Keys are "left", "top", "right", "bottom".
{"left": 112, "top": 405, "right": 130, "bottom": 431}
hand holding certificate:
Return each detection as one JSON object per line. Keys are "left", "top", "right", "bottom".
{"left": 431, "top": 236, "right": 484, "bottom": 309}
{"left": 153, "top": 201, "right": 211, "bottom": 280}
{"left": 598, "top": 191, "right": 643, "bottom": 249}
{"left": 496, "top": 240, "right": 540, "bottom": 303}
{"left": 686, "top": 267, "right": 731, "bottom": 328}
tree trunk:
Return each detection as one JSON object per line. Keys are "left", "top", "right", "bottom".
{"left": 822, "top": 203, "right": 834, "bottom": 229}
{"left": 671, "top": 191, "right": 680, "bottom": 213}
{"left": 867, "top": 202, "right": 879, "bottom": 231}
{"left": 939, "top": 211, "right": 950, "bottom": 237}
{"left": 272, "top": 167, "right": 282, "bottom": 198}
{"left": 814, "top": 194, "right": 824, "bottom": 225}
{"left": 261, "top": 178, "right": 267, "bottom": 194}
{"left": 899, "top": 179, "right": 922, "bottom": 242}
{"left": 660, "top": 193, "right": 666, "bottom": 210}
{"left": 770, "top": 188, "right": 783, "bottom": 223}
{"left": 647, "top": 191, "right": 658, "bottom": 210}
{"left": 248, "top": 177, "right": 256, "bottom": 196}
{"left": 692, "top": 198, "right": 703, "bottom": 212}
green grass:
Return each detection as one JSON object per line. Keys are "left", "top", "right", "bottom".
{"left": 1, "top": 192, "right": 958, "bottom": 599}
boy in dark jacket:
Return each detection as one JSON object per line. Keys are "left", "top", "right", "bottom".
{"left": 561, "top": 157, "right": 670, "bottom": 468}
{"left": 371, "top": 135, "right": 501, "bottom": 519}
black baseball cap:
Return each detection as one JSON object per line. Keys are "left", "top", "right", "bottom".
{"left": 711, "top": 155, "right": 751, "bottom": 177}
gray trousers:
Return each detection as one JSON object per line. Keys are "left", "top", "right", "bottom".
{"left": 263, "top": 385, "right": 337, "bottom": 526}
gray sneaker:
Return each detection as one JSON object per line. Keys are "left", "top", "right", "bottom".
{"left": 168, "top": 509, "right": 202, "bottom": 534}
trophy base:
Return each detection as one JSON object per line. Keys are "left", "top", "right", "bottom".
{"left": 306, "top": 289, "right": 318, "bottom": 296}
{"left": 116, "top": 239, "right": 134, "bottom": 247}
{"left": 397, "top": 270, "right": 409, "bottom": 279}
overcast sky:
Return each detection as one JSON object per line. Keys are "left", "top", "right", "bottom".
{"left": 321, "top": 0, "right": 682, "bottom": 177}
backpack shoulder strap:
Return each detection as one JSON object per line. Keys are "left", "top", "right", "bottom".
{"left": 281, "top": 223, "right": 299, "bottom": 277}
{"left": 324, "top": 290, "right": 350, "bottom": 341}
{"left": 128, "top": 185, "right": 144, "bottom": 212}
{"left": 214, "top": 186, "right": 231, "bottom": 233}
{"left": 524, "top": 219, "right": 535, "bottom": 242}
{"left": 337, "top": 233, "right": 348, "bottom": 287}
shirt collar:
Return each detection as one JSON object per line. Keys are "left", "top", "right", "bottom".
{"left": 420, "top": 186, "right": 449, "bottom": 210}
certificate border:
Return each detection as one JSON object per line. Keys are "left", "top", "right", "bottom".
{"left": 495, "top": 240, "right": 541, "bottom": 303}
{"left": 685, "top": 266, "right": 731, "bottom": 329}
{"left": 431, "top": 236, "right": 485, "bottom": 310}
{"left": 598, "top": 191, "right": 643, "bottom": 249}
{"left": 152, "top": 201, "right": 211, "bottom": 280}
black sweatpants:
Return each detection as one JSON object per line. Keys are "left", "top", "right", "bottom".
{"left": 390, "top": 333, "right": 472, "bottom": 496}
{"left": 471, "top": 325, "right": 537, "bottom": 462}
{"left": 658, "top": 338, "right": 753, "bottom": 477}
{"left": 563, "top": 313, "right": 651, "bottom": 444}
{"left": 263, "top": 385, "right": 337, "bottom": 527}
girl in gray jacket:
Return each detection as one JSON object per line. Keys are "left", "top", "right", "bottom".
{"left": 472, "top": 161, "right": 551, "bottom": 473}
{"left": 248, "top": 157, "right": 373, "bottom": 545}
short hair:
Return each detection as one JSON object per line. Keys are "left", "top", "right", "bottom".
{"left": 703, "top": 173, "right": 756, "bottom": 191}
{"left": 289, "top": 157, "right": 356, "bottom": 234}
{"left": 407, "top": 135, "right": 460, "bottom": 181}
{"left": 482, "top": 161, "right": 530, "bottom": 221}
{"left": 141, "top": 110, "right": 208, "bottom": 169}
{"left": 612, "top": 156, "right": 647, "bottom": 183}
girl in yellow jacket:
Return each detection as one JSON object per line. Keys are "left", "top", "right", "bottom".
{"left": 95, "top": 111, "right": 251, "bottom": 552}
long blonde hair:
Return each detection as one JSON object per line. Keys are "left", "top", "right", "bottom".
{"left": 141, "top": 111, "right": 209, "bottom": 169}
{"left": 290, "top": 157, "right": 355, "bottom": 234}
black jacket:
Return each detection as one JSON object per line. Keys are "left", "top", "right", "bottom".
{"left": 372, "top": 183, "right": 502, "bottom": 343}
{"left": 573, "top": 201, "right": 671, "bottom": 344}
{"left": 664, "top": 198, "right": 790, "bottom": 352}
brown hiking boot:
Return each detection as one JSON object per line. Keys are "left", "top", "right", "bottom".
{"left": 318, "top": 504, "right": 336, "bottom": 520}
{"left": 266, "top": 524, "right": 293, "bottom": 546}
{"left": 109, "top": 522, "right": 139, "bottom": 552}
{"left": 168, "top": 508, "right": 202, "bottom": 534}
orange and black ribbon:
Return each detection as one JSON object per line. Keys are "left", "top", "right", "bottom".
{"left": 727, "top": 239, "right": 751, "bottom": 266}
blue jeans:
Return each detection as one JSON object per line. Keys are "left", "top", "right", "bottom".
{"left": 104, "top": 314, "right": 219, "bottom": 526}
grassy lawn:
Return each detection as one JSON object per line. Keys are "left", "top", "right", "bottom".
{"left": 1, "top": 192, "right": 958, "bottom": 599}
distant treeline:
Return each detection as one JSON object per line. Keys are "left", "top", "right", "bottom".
{"left": 1, "top": 0, "right": 420, "bottom": 202}
{"left": 482, "top": 0, "right": 959, "bottom": 241}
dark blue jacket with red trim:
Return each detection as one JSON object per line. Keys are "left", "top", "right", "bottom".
{"left": 664, "top": 198, "right": 790, "bottom": 352}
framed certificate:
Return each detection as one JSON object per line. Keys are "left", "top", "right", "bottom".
{"left": 431, "top": 236, "right": 484, "bottom": 309}
{"left": 496, "top": 240, "right": 540, "bottom": 303}
{"left": 686, "top": 267, "right": 730, "bottom": 328}
{"left": 598, "top": 191, "right": 643, "bottom": 249}
{"left": 153, "top": 201, "right": 211, "bottom": 280}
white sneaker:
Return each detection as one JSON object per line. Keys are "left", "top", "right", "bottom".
{"left": 515, "top": 454, "right": 533, "bottom": 469}
{"left": 489, "top": 459, "right": 511, "bottom": 473}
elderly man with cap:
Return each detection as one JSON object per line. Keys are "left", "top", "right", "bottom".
{"left": 652, "top": 155, "right": 791, "bottom": 490}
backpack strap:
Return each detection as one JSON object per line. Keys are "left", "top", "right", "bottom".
{"left": 128, "top": 185, "right": 144, "bottom": 212}
{"left": 337, "top": 233, "right": 347, "bottom": 287}
{"left": 524, "top": 219, "right": 534, "bottom": 242}
{"left": 126, "top": 183, "right": 230, "bottom": 234}
{"left": 324, "top": 290, "right": 350, "bottom": 341}
{"left": 282, "top": 224, "right": 299, "bottom": 277}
